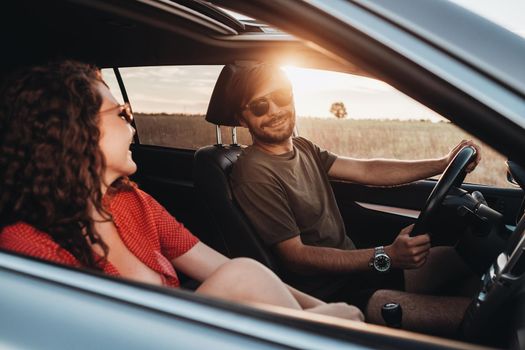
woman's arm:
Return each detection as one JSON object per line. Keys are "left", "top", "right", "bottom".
{"left": 171, "top": 241, "right": 229, "bottom": 282}
{"left": 286, "top": 285, "right": 325, "bottom": 309}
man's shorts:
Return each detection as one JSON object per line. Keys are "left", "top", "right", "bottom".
{"left": 287, "top": 269, "right": 405, "bottom": 312}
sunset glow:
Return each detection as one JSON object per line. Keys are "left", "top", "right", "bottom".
{"left": 282, "top": 66, "right": 443, "bottom": 121}
{"left": 102, "top": 0, "right": 524, "bottom": 121}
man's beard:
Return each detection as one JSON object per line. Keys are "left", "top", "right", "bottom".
{"left": 250, "top": 110, "right": 295, "bottom": 144}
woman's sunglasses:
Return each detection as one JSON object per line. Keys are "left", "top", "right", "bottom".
{"left": 243, "top": 88, "right": 293, "bottom": 117}
{"left": 98, "top": 102, "right": 134, "bottom": 124}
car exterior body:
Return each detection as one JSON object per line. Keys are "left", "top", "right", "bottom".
{"left": 1, "top": 0, "right": 524, "bottom": 349}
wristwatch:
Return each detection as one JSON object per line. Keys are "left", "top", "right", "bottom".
{"left": 369, "top": 246, "right": 391, "bottom": 273}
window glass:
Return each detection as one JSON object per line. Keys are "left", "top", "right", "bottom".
{"left": 282, "top": 66, "right": 510, "bottom": 188}
{"left": 106, "top": 66, "right": 228, "bottom": 150}
{"left": 103, "top": 64, "right": 510, "bottom": 188}
{"left": 101, "top": 68, "right": 124, "bottom": 104}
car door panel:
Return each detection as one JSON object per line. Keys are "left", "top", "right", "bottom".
{"left": 331, "top": 180, "right": 524, "bottom": 248}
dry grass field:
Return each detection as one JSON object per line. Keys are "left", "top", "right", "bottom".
{"left": 135, "top": 114, "right": 511, "bottom": 188}
{"left": 298, "top": 118, "right": 510, "bottom": 187}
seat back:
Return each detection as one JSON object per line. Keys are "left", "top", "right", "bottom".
{"left": 193, "top": 63, "right": 280, "bottom": 271}
{"left": 193, "top": 145, "right": 279, "bottom": 270}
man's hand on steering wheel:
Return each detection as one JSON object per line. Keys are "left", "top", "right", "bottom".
{"left": 381, "top": 141, "right": 481, "bottom": 269}
{"left": 410, "top": 143, "right": 481, "bottom": 237}
{"left": 385, "top": 224, "right": 431, "bottom": 269}
{"left": 445, "top": 140, "right": 482, "bottom": 173}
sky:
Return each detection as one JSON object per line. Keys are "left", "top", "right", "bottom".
{"left": 104, "top": 0, "right": 525, "bottom": 120}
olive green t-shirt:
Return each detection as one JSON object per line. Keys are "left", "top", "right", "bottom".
{"left": 230, "top": 137, "right": 355, "bottom": 250}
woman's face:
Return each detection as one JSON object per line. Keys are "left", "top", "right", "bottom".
{"left": 97, "top": 82, "right": 137, "bottom": 186}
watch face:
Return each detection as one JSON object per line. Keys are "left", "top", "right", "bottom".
{"left": 374, "top": 254, "right": 391, "bottom": 272}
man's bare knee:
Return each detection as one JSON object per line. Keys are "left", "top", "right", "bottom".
{"left": 366, "top": 289, "right": 400, "bottom": 325}
{"left": 366, "top": 289, "right": 471, "bottom": 336}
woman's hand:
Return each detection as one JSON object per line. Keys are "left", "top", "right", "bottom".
{"left": 306, "top": 302, "right": 365, "bottom": 322}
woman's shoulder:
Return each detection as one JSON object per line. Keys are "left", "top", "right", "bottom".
{"left": 111, "top": 185, "right": 149, "bottom": 202}
{"left": 0, "top": 222, "right": 80, "bottom": 266}
{"left": 109, "top": 185, "right": 162, "bottom": 215}
{"left": 2, "top": 222, "right": 50, "bottom": 241}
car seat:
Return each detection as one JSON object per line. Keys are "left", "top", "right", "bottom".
{"left": 193, "top": 63, "right": 280, "bottom": 272}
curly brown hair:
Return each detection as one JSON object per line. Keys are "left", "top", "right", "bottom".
{"left": 0, "top": 60, "right": 131, "bottom": 269}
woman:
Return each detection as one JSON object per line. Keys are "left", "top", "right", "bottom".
{"left": 0, "top": 60, "right": 363, "bottom": 321}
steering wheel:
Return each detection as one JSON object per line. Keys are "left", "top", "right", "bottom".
{"left": 410, "top": 146, "right": 477, "bottom": 237}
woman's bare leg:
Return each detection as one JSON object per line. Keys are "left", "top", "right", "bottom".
{"left": 196, "top": 258, "right": 301, "bottom": 309}
{"left": 196, "top": 258, "right": 364, "bottom": 321}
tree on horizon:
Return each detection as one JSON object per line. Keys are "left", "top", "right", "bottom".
{"left": 330, "top": 102, "right": 347, "bottom": 119}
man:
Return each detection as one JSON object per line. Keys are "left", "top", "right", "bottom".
{"left": 229, "top": 63, "right": 481, "bottom": 335}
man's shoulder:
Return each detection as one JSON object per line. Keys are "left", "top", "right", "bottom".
{"left": 292, "top": 136, "right": 316, "bottom": 153}
{"left": 292, "top": 136, "right": 314, "bottom": 147}
{"left": 231, "top": 146, "right": 289, "bottom": 187}
{"left": 234, "top": 145, "right": 265, "bottom": 169}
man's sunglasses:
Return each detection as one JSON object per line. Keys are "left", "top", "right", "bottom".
{"left": 243, "top": 88, "right": 293, "bottom": 117}
{"left": 98, "top": 102, "right": 134, "bottom": 124}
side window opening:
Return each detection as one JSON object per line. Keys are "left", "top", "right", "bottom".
{"left": 101, "top": 68, "right": 125, "bottom": 104}
{"left": 282, "top": 66, "right": 510, "bottom": 188}
{"left": 103, "top": 65, "right": 509, "bottom": 188}
{"left": 103, "top": 66, "right": 226, "bottom": 150}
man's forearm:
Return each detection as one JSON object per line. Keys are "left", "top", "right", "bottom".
{"left": 278, "top": 244, "right": 375, "bottom": 274}
{"left": 363, "top": 158, "right": 446, "bottom": 186}
{"left": 329, "top": 156, "right": 447, "bottom": 187}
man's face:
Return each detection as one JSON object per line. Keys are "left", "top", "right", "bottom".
{"left": 239, "top": 77, "right": 295, "bottom": 144}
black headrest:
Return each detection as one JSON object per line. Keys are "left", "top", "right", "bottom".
{"left": 206, "top": 63, "right": 249, "bottom": 127}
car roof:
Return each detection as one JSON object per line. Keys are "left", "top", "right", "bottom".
{"left": 348, "top": 0, "right": 525, "bottom": 100}
{"left": 3, "top": 0, "right": 522, "bottom": 106}
{"left": 0, "top": 0, "right": 368, "bottom": 77}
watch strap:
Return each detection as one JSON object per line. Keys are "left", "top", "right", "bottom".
{"left": 370, "top": 245, "right": 390, "bottom": 272}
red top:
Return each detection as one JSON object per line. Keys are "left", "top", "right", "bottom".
{"left": 0, "top": 187, "right": 199, "bottom": 288}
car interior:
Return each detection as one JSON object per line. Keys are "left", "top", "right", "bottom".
{"left": 1, "top": 1, "right": 525, "bottom": 349}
